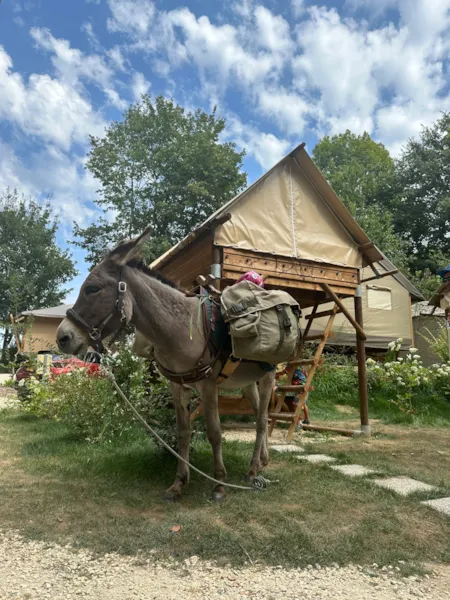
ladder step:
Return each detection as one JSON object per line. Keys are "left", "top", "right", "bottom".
{"left": 276, "top": 385, "right": 305, "bottom": 393}
{"left": 306, "top": 308, "right": 342, "bottom": 320}
{"left": 304, "top": 332, "right": 334, "bottom": 341}
{"left": 287, "top": 358, "right": 323, "bottom": 367}
{"left": 269, "top": 412, "right": 295, "bottom": 420}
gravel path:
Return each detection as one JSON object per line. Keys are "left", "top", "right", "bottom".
{"left": 1, "top": 530, "right": 449, "bottom": 600}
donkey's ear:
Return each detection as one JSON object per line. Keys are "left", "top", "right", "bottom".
{"left": 109, "top": 226, "right": 152, "bottom": 265}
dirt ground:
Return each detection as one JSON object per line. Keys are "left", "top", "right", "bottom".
{"left": 1, "top": 530, "right": 450, "bottom": 600}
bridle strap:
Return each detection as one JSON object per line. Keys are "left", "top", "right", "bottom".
{"left": 66, "top": 267, "right": 128, "bottom": 349}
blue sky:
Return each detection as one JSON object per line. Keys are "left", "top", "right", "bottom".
{"left": 1, "top": 0, "right": 449, "bottom": 303}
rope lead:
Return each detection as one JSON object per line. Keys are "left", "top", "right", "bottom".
{"left": 106, "top": 371, "right": 277, "bottom": 492}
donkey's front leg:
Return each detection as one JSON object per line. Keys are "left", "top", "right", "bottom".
{"left": 201, "top": 382, "right": 227, "bottom": 502}
{"left": 164, "top": 383, "right": 192, "bottom": 502}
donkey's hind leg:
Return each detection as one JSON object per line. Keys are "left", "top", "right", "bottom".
{"left": 164, "top": 383, "right": 192, "bottom": 502}
{"left": 243, "top": 370, "right": 275, "bottom": 477}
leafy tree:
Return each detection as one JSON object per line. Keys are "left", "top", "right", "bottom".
{"left": 0, "top": 189, "right": 77, "bottom": 363}
{"left": 313, "top": 130, "right": 408, "bottom": 269}
{"left": 74, "top": 95, "right": 247, "bottom": 265}
{"left": 394, "top": 112, "right": 450, "bottom": 275}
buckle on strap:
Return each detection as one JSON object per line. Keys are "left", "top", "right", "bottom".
{"left": 118, "top": 281, "right": 127, "bottom": 293}
{"left": 89, "top": 328, "right": 101, "bottom": 341}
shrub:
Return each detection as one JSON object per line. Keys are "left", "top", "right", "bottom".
{"left": 418, "top": 322, "right": 449, "bottom": 363}
{"left": 22, "top": 343, "right": 205, "bottom": 447}
{"left": 366, "top": 343, "right": 450, "bottom": 418}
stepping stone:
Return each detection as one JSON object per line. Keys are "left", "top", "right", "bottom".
{"left": 331, "top": 464, "right": 377, "bottom": 477}
{"left": 373, "top": 476, "right": 435, "bottom": 496}
{"left": 421, "top": 497, "right": 450, "bottom": 516}
{"left": 271, "top": 444, "right": 305, "bottom": 454}
{"left": 296, "top": 454, "right": 336, "bottom": 463}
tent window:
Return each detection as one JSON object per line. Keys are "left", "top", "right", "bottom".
{"left": 367, "top": 286, "right": 392, "bottom": 310}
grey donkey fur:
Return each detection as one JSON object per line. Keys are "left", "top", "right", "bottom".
{"left": 56, "top": 228, "right": 275, "bottom": 502}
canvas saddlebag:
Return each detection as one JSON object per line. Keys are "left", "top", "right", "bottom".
{"left": 220, "top": 281, "right": 302, "bottom": 364}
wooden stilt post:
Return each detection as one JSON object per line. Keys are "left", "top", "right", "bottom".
{"left": 354, "top": 285, "right": 371, "bottom": 436}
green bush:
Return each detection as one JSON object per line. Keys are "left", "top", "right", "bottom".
{"left": 311, "top": 341, "right": 450, "bottom": 424}
{"left": 418, "top": 322, "right": 449, "bottom": 362}
{"left": 22, "top": 344, "right": 204, "bottom": 447}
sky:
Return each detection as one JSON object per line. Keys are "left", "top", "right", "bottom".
{"left": 0, "top": 0, "right": 449, "bottom": 304}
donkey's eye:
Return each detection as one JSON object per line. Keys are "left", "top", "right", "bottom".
{"left": 85, "top": 285, "right": 100, "bottom": 295}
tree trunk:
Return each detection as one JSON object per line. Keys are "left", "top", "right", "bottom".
{"left": 1, "top": 327, "right": 13, "bottom": 365}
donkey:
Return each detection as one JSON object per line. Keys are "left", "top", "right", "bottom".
{"left": 56, "top": 228, "right": 275, "bottom": 502}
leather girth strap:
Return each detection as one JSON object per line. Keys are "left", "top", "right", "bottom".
{"left": 154, "top": 360, "right": 214, "bottom": 386}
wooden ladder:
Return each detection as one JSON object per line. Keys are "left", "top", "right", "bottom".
{"left": 268, "top": 302, "right": 341, "bottom": 441}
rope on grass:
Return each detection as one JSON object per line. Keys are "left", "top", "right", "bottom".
{"left": 106, "top": 371, "right": 278, "bottom": 492}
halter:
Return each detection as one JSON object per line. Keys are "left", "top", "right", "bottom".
{"left": 66, "top": 267, "right": 128, "bottom": 351}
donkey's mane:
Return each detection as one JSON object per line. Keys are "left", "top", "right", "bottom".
{"left": 127, "top": 259, "right": 181, "bottom": 291}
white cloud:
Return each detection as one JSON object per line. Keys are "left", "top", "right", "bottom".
{"left": 257, "top": 87, "right": 309, "bottom": 136}
{"left": 0, "top": 45, "right": 106, "bottom": 151}
{"left": 292, "top": 3, "right": 450, "bottom": 145}
{"left": 253, "top": 6, "right": 294, "bottom": 62}
{"left": 291, "top": 0, "right": 306, "bottom": 18}
{"left": 231, "top": 0, "right": 254, "bottom": 19}
{"left": 225, "top": 114, "right": 291, "bottom": 171}
{"left": 0, "top": 141, "right": 99, "bottom": 227}
{"left": 81, "top": 22, "right": 101, "bottom": 51}
{"left": 107, "top": 0, "right": 156, "bottom": 36}
{"left": 131, "top": 72, "right": 150, "bottom": 101}
{"left": 108, "top": 46, "right": 127, "bottom": 70}
{"left": 102, "top": 0, "right": 449, "bottom": 152}
{"left": 30, "top": 27, "right": 127, "bottom": 110}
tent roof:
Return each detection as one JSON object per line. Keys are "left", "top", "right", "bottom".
{"left": 17, "top": 304, "right": 73, "bottom": 320}
{"left": 413, "top": 301, "right": 445, "bottom": 317}
{"left": 151, "top": 143, "right": 384, "bottom": 270}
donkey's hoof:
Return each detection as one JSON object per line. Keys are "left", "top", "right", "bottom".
{"left": 211, "top": 486, "right": 226, "bottom": 502}
{"left": 164, "top": 489, "right": 182, "bottom": 503}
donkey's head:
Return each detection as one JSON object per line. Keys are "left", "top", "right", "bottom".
{"left": 56, "top": 227, "right": 151, "bottom": 356}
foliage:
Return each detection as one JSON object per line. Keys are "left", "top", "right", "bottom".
{"left": 21, "top": 342, "right": 204, "bottom": 447}
{"left": 394, "top": 112, "right": 450, "bottom": 275}
{"left": 0, "top": 189, "right": 76, "bottom": 363}
{"left": 366, "top": 343, "right": 450, "bottom": 416}
{"left": 73, "top": 95, "right": 247, "bottom": 265}
{"left": 312, "top": 130, "right": 408, "bottom": 269}
{"left": 310, "top": 343, "right": 450, "bottom": 424}
{"left": 418, "top": 321, "right": 450, "bottom": 363}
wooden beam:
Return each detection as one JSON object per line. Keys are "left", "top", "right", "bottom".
{"left": 300, "top": 424, "right": 355, "bottom": 437}
{"left": 305, "top": 308, "right": 343, "bottom": 320}
{"left": 276, "top": 385, "right": 305, "bottom": 393}
{"left": 320, "top": 282, "right": 367, "bottom": 340}
{"left": 354, "top": 292, "right": 370, "bottom": 433}
{"left": 288, "top": 358, "right": 324, "bottom": 366}
{"left": 359, "top": 242, "right": 375, "bottom": 251}
{"left": 304, "top": 332, "right": 335, "bottom": 341}
{"left": 361, "top": 269, "right": 398, "bottom": 284}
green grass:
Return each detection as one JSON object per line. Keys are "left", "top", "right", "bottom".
{"left": 309, "top": 366, "right": 450, "bottom": 426}
{"left": 0, "top": 409, "right": 449, "bottom": 570}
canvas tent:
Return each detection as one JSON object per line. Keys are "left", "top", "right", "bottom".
{"left": 303, "top": 256, "right": 423, "bottom": 351}
{"left": 152, "top": 143, "right": 383, "bottom": 303}
{"left": 152, "top": 142, "right": 421, "bottom": 346}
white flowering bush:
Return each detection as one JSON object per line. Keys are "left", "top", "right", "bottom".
{"left": 366, "top": 340, "right": 450, "bottom": 415}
